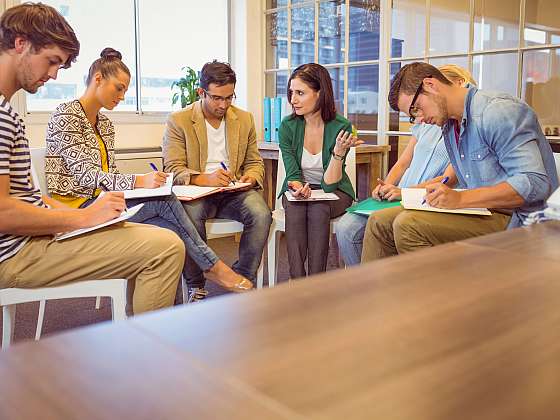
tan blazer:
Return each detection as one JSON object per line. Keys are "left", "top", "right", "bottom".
{"left": 163, "top": 100, "right": 265, "bottom": 189}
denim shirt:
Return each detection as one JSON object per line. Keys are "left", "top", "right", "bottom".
{"left": 443, "top": 86, "right": 559, "bottom": 228}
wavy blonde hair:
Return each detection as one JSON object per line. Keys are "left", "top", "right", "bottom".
{"left": 438, "top": 64, "right": 477, "bottom": 87}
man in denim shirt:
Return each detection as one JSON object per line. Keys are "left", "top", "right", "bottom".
{"left": 361, "top": 62, "right": 558, "bottom": 262}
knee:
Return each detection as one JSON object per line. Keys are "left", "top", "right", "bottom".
{"left": 336, "top": 213, "right": 363, "bottom": 243}
{"left": 393, "top": 211, "right": 426, "bottom": 251}
{"left": 152, "top": 228, "right": 186, "bottom": 262}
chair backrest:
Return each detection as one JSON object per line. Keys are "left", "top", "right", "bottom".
{"left": 29, "top": 147, "right": 48, "bottom": 196}
{"left": 274, "top": 146, "right": 357, "bottom": 211}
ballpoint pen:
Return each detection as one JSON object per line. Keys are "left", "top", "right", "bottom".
{"left": 149, "top": 162, "right": 159, "bottom": 172}
{"left": 220, "top": 161, "right": 235, "bottom": 186}
{"left": 422, "top": 176, "right": 449, "bottom": 205}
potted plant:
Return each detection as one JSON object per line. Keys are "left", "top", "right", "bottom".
{"left": 171, "top": 66, "right": 200, "bottom": 108}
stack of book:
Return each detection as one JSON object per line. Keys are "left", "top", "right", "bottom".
{"left": 263, "top": 96, "right": 292, "bottom": 142}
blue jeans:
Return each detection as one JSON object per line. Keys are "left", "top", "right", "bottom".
{"left": 82, "top": 194, "right": 219, "bottom": 278}
{"left": 335, "top": 212, "right": 368, "bottom": 266}
{"left": 181, "top": 189, "right": 272, "bottom": 287}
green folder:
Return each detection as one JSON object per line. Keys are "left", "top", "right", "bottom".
{"left": 346, "top": 198, "right": 402, "bottom": 216}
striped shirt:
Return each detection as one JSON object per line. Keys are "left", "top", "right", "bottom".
{"left": 0, "top": 95, "right": 46, "bottom": 263}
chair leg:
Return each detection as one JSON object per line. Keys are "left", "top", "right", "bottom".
{"left": 2, "top": 305, "right": 16, "bottom": 349}
{"left": 35, "top": 300, "right": 46, "bottom": 341}
{"left": 268, "top": 231, "right": 281, "bottom": 287}
{"left": 110, "top": 285, "right": 127, "bottom": 321}
{"left": 257, "top": 257, "right": 264, "bottom": 289}
{"left": 95, "top": 296, "right": 101, "bottom": 309}
{"left": 181, "top": 275, "right": 188, "bottom": 304}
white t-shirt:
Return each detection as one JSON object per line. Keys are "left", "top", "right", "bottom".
{"left": 204, "top": 119, "right": 229, "bottom": 173}
{"left": 301, "top": 147, "right": 323, "bottom": 185}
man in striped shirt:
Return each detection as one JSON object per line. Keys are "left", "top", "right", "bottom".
{"left": 0, "top": 3, "right": 185, "bottom": 315}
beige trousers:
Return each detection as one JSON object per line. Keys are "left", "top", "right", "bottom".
{"left": 0, "top": 223, "right": 185, "bottom": 314}
{"left": 361, "top": 207, "right": 511, "bottom": 262}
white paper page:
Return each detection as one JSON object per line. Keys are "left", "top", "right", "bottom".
{"left": 285, "top": 189, "right": 340, "bottom": 202}
{"left": 401, "top": 188, "right": 492, "bottom": 216}
{"left": 172, "top": 185, "right": 219, "bottom": 199}
{"left": 55, "top": 203, "right": 145, "bottom": 241}
{"left": 220, "top": 182, "right": 252, "bottom": 191}
{"left": 123, "top": 173, "right": 173, "bottom": 199}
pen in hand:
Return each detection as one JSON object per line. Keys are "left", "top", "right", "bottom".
{"left": 422, "top": 176, "right": 449, "bottom": 205}
{"left": 149, "top": 162, "right": 159, "bottom": 172}
{"left": 220, "top": 161, "right": 235, "bottom": 186}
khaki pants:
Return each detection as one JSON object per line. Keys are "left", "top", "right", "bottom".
{"left": 0, "top": 223, "right": 185, "bottom": 314}
{"left": 361, "top": 207, "right": 511, "bottom": 262}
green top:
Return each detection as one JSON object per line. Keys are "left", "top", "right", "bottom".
{"left": 346, "top": 197, "right": 402, "bottom": 215}
{"left": 277, "top": 113, "right": 355, "bottom": 199}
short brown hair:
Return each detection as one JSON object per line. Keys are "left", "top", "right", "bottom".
{"left": 287, "top": 63, "right": 337, "bottom": 122}
{"left": 0, "top": 2, "right": 79, "bottom": 68}
{"left": 86, "top": 48, "right": 130, "bottom": 85}
{"left": 199, "top": 60, "right": 236, "bottom": 90}
{"left": 388, "top": 62, "right": 451, "bottom": 112}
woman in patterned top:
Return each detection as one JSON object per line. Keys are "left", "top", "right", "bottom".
{"left": 45, "top": 48, "right": 253, "bottom": 297}
{"left": 336, "top": 64, "right": 477, "bottom": 266}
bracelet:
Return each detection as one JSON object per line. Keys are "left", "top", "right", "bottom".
{"left": 331, "top": 151, "right": 345, "bottom": 161}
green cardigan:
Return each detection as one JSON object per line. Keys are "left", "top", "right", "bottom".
{"left": 277, "top": 113, "right": 355, "bottom": 199}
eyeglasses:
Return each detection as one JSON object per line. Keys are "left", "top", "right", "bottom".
{"left": 408, "top": 76, "right": 431, "bottom": 124}
{"left": 204, "top": 90, "right": 236, "bottom": 103}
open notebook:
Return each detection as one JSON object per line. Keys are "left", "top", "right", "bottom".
{"left": 55, "top": 203, "right": 145, "bottom": 241}
{"left": 123, "top": 173, "right": 173, "bottom": 199}
{"left": 401, "top": 188, "right": 492, "bottom": 216}
{"left": 284, "top": 189, "right": 339, "bottom": 202}
{"left": 172, "top": 182, "right": 251, "bottom": 201}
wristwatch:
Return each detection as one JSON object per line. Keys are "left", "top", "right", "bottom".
{"left": 331, "top": 151, "right": 345, "bottom": 161}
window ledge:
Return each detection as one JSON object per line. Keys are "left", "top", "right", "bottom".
{"left": 24, "top": 111, "right": 170, "bottom": 126}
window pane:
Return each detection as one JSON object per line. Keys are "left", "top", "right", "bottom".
{"left": 348, "top": 65, "right": 378, "bottom": 131}
{"left": 291, "top": 6, "right": 316, "bottom": 67}
{"left": 428, "top": 56, "right": 469, "bottom": 70}
{"left": 328, "top": 67, "right": 345, "bottom": 115}
{"left": 524, "top": 0, "right": 560, "bottom": 47}
{"left": 266, "top": 10, "right": 289, "bottom": 69}
{"left": 27, "top": 0, "right": 136, "bottom": 112}
{"left": 472, "top": 53, "right": 518, "bottom": 96}
{"left": 429, "top": 0, "right": 470, "bottom": 55}
{"left": 522, "top": 49, "right": 560, "bottom": 133}
{"left": 319, "top": 0, "right": 345, "bottom": 65}
{"left": 266, "top": 71, "right": 290, "bottom": 98}
{"left": 391, "top": 0, "right": 426, "bottom": 58}
{"left": 266, "top": 0, "right": 288, "bottom": 8}
{"left": 473, "top": 0, "right": 520, "bottom": 51}
{"left": 139, "top": 0, "right": 228, "bottom": 112}
{"left": 349, "top": 0, "right": 381, "bottom": 62}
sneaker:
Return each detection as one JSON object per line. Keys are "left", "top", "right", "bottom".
{"left": 187, "top": 287, "right": 209, "bottom": 303}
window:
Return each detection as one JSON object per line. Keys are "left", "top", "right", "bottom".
{"left": 26, "top": 0, "right": 229, "bottom": 114}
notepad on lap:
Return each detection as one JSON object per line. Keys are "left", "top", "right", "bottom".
{"left": 55, "top": 203, "right": 145, "bottom": 241}
{"left": 346, "top": 198, "right": 402, "bottom": 215}
{"left": 285, "top": 189, "right": 339, "bottom": 202}
{"left": 173, "top": 182, "right": 252, "bottom": 201}
{"left": 401, "top": 188, "right": 491, "bottom": 216}
{"left": 123, "top": 173, "right": 173, "bottom": 199}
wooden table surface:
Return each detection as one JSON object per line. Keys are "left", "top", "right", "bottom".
{"left": 2, "top": 222, "right": 560, "bottom": 419}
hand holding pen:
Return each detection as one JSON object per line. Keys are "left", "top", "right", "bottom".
{"left": 422, "top": 176, "right": 458, "bottom": 207}
{"left": 136, "top": 162, "right": 168, "bottom": 189}
{"left": 220, "top": 161, "right": 236, "bottom": 186}
{"left": 288, "top": 181, "right": 311, "bottom": 199}
{"left": 372, "top": 178, "right": 401, "bottom": 202}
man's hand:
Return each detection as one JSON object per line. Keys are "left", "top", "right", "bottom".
{"left": 288, "top": 181, "right": 311, "bottom": 199}
{"left": 136, "top": 171, "right": 168, "bottom": 188}
{"left": 225, "top": 174, "right": 257, "bottom": 192}
{"left": 424, "top": 183, "right": 462, "bottom": 209}
{"left": 191, "top": 169, "right": 233, "bottom": 187}
{"left": 80, "top": 192, "right": 126, "bottom": 227}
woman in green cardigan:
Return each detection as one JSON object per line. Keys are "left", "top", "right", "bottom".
{"left": 278, "top": 63, "right": 363, "bottom": 279}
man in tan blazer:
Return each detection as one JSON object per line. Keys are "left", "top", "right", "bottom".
{"left": 163, "top": 61, "right": 271, "bottom": 300}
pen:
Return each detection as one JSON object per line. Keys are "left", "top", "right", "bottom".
{"left": 149, "top": 162, "right": 159, "bottom": 172}
{"left": 220, "top": 161, "right": 235, "bottom": 186}
{"left": 422, "top": 176, "right": 449, "bottom": 205}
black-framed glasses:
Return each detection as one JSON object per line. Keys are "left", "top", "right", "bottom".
{"left": 204, "top": 90, "right": 236, "bottom": 103}
{"left": 408, "top": 76, "right": 431, "bottom": 124}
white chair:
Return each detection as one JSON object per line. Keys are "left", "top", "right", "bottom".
{"left": 0, "top": 148, "right": 128, "bottom": 348}
{"left": 266, "top": 148, "right": 356, "bottom": 286}
{"left": 180, "top": 218, "right": 266, "bottom": 303}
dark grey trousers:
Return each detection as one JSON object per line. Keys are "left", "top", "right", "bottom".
{"left": 282, "top": 189, "right": 353, "bottom": 279}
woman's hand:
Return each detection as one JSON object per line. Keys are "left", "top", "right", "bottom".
{"left": 288, "top": 181, "right": 311, "bottom": 199}
{"left": 333, "top": 130, "right": 364, "bottom": 157}
{"left": 136, "top": 171, "right": 168, "bottom": 189}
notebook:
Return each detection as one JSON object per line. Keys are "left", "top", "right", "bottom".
{"left": 401, "top": 188, "right": 492, "bottom": 216}
{"left": 346, "top": 197, "right": 402, "bottom": 215}
{"left": 172, "top": 182, "right": 252, "bottom": 201}
{"left": 285, "top": 189, "right": 339, "bottom": 202}
{"left": 123, "top": 173, "right": 173, "bottom": 199}
{"left": 55, "top": 203, "right": 145, "bottom": 241}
